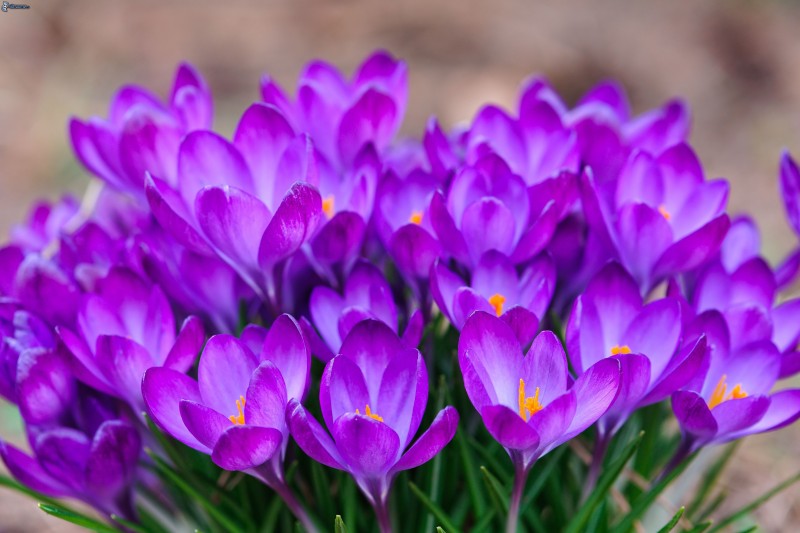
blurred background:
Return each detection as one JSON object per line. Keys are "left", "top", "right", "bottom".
{"left": 1, "top": 0, "right": 799, "bottom": 530}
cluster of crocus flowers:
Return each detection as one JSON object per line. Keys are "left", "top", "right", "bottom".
{"left": 1, "top": 50, "right": 800, "bottom": 533}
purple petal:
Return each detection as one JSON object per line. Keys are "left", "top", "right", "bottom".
{"left": 345, "top": 261, "right": 398, "bottom": 328}
{"left": 377, "top": 351, "right": 428, "bottom": 448}
{"left": 672, "top": 180, "right": 729, "bottom": 240}
{"left": 85, "top": 421, "right": 141, "bottom": 495}
{"left": 320, "top": 355, "right": 370, "bottom": 431}
{"left": 501, "top": 307, "right": 540, "bottom": 348}
{"left": 179, "top": 400, "right": 229, "bottom": 450}
{"left": 772, "top": 298, "right": 800, "bottom": 353}
{"left": 391, "top": 406, "right": 459, "bottom": 473}
{"left": 453, "top": 287, "right": 495, "bottom": 330}
{"left": 510, "top": 201, "right": 560, "bottom": 264}
{"left": 178, "top": 131, "right": 254, "bottom": 203}
{"left": 672, "top": 390, "right": 717, "bottom": 440}
{"left": 429, "top": 192, "right": 469, "bottom": 265}
{"left": 401, "top": 310, "right": 424, "bottom": 349}
{"left": 614, "top": 152, "right": 664, "bottom": 210}
{"left": 337, "top": 89, "right": 397, "bottom": 165}
{"left": 624, "top": 298, "right": 681, "bottom": 380}
{"left": 95, "top": 335, "right": 154, "bottom": 408}
{"left": 170, "top": 62, "right": 212, "bottom": 130}
{"left": 142, "top": 367, "right": 205, "bottom": 451}
{"left": 461, "top": 198, "right": 516, "bottom": 264}
{"left": 339, "top": 320, "right": 405, "bottom": 399}
{"left": 603, "top": 354, "right": 651, "bottom": 427}
{"left": 615, "top": 202, "right": 672, "bottom": 289}
{"left": 642, "top": 336, "right": 709, "bottom": 405}
{"left": 654, "top": 215, "right": 731, "bottom": 280}
{"left": 780, "top": 150, "right": 800, "bottom": 236}
{"left": 471, "top": 251, "right": 518, "bottom": 302}
{"left": 198, "top": 335, "right": 258, "bottom": 416}
{"left": 333, "top": 413, "right": 401, "bottom": 476}
{"left": 712, "top": 396, "right": 770, "bottom": 438}
{"left": 481, "top": 404, "right": 540, "bottom": 451}
{"left": 521, "top": 330, "right": 568, "bottom": 405}
{"left": 741, "top": 389, "right": 800, "bottom": 434}
{"left": 286, "top": 399, "right": 344, "bottom": 470}
{"left": 145, "top": 173, "right": 213, "bottom": 254}
{"left": 244, "top": 361, "right": 288, "bottom": 430}
{"left": 260, "top": 314, "right": 310, "bottom": 402}
{"left": 16, "top": 348, "right": 74, "bottom": 425}
{"left": 0, "top": 442, "right": 68, "bottom": 497}
{"left": 69, "top": 118, "right": 123, "bottom": 189}
{"left": 35, "top": 429, "right": 91, "bottom": 486}
{"left": 258, "top": 183, "right": 322, "bottom": 268}
{"left": 164, "top": 316, "right": 204, "bottom": 372}
{"left": 429, "top": 260, "right": 464, "bottom": 323}
{"left": 211, "top": 426, "right": 283, "bottom": 471}
{"left": 310, "top": 211, "right": 365, "bottom": 269}
{"left": 389, "top": 224, "right": 441, "bottom": 281}
{"left": 529, "top": 390, "right": 577, "bottom": 453}
{"left": 310, "top": 286, "right": 346, "bottom": 354}
{"left": 119, "top": 108, "right": 181, "bottom": 190}
{"left": 468, "top": 106, "right": 526, "bottom": 173}
{"left": 565, "top": 357, "right": 621, "bottom": 438}
{"left": 657, "top": 143, "right": 704, "bottom": 210}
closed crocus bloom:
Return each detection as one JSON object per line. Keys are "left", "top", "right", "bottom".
{"left": 287, "top": 320, "right": 459, "bottom": 533}
{"left": 70, "top": 63, "right": 212, "bottom": 197}
{"left": 431, "top": 250, "right": 555, "bottom": 346}
{"left": 58, "top": 267, "right": 204, "bottom": 413}
{"left": 142, "top": 314, "right": 317, "bottom": 531}
{"left": 0, "top": 302, "right": 57, "bottom": 404}
{"left": 671, "top": 311, "right": 800, "bottom": 462}
{"left": 458, "top": 311, "right": 621, "bottom": 533}
{"left": 144, "top": 102, "right": 322, "bottom": 306}
{"left": 261, "top": 50, "right": 407, "bottom": 171}
{"left": 581, "top": 144, "right": 731, "bottom": 292}
{"left": 776, "top": 150, "right": 800, "bottom": 287}
{"left": 305, "top": 260, "right": 422, "bottom": 362}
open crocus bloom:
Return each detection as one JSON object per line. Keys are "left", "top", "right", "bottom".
{"left": 431, "top": 250, "right": 554, "bottom": 346}
{"left": 71, "top": 63, "right": 212, "bottom": 197}
{"left": 142, "top": 314, "right": 309, "bottom": 484}
{"left": 305, "top": 260, "right": 422, "bottom": 362}
{"left": 287, "top": 321, "right": 458, "bottom": 512}
{"left": 459, "top": 311, "right": 621, "bottom": 472}
{"left": 672, "top": 311, "right": 800, "bottom": 451}
{"left": 581, "top": 144, "right": 730, "bottom": 292}
{"left": 567, "top": 262, "right": 706, "bottom": 435}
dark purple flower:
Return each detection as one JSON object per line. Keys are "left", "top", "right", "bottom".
{"left": 142, "top": 315, "right": 317, "bottom": 530}
{"left": 287, "top": 321, "right": 458, "bottom": 530}
{"left": 70, "top": 63, "right": 212, "bottom": 196}
{"left": 567, "top": 263, "right": 705, "bottom": 436}
{"left": 305, "top": 260, "right": 423, "bottom": 362}
{"left": 431, "top": 251, "right": 554, "bottom": 346}
{"left": 9, "top": 195, "right": 81, "bottom": 253}
{"left": 581, "top": 144, "right": 731, "bottom": 291}
{"left": 58, "top": 267, "right": 204, "bottom": 412}
{"left": 0, "top": 302, "right": 57, "bottom": 404}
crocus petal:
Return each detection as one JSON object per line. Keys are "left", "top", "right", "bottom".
{"left": 529, "top": 390, "right": 577, "bottom": 452}
{"left": 69, "top": 118, "right": 123, "bottom": 189}
{"left": 119, "top": 108, "right": 182, "bottom": 190}
{"left": 333, "top": 413, "right": 401, "bottom": 477}
{"left": 712, "top": 396, "right": 770, "bottom": 438}
{"left": 320, "top": 355, "right": 370, "bottom": 430}
{"left": 145, "top": 173, "right": 213, "bottom": 255}
{"left": 471, "top": 250, "right": 518, "bottom": 301}
{"left": 603, "top": 354, "right": 651, "bottom": 428}
{"left": 391, "top": 406, "right": 459, "bottom": 473}
{"left": 339, "top": 320, "right": 405, "bottom": 399}
{"left": 481, "top": 404, "right": 540, "bottom": 451}
{"left": 389, "top": 224, "right": 441, "bottom": 281}
{"left": 309, "top": 286, "right": 346, "bottom": 354}
{"left": 260, "top": 314, "right": 310, "bottom": 402}
{"left": 565, "top": 357, "right": 621, "bottom": 439}
{"left": 142, "top": 367, "right": 205, "bottom": 451}
{"left": 501, "top": 307, "right": 540, "bottom": 348}
{"left": 258, "top": 183, "right": 322, "bottom": 268}
{"left": 286, "top": 399, "right": 345, "bottom": 470}
{"left": 624, "top": 298, "right": 681, "bottom": 380}
{"left": 244, "top": 361, "right": 288, "bottom": 430}
{"left": 377, "top": 351, "right": 428, "bottom": 448}
{"left": 401, "top": 310, "right": 424, "bottom": 350}
{"left": 453, "top": 287, "right": 495, "bottom": 329}
{"left": 510, "top": 201, "right": 560, "bottom": 264}
{"left": 521, "top": 330, "right": 568, "bottom": 405}
{"left": 0, "top": 442, "right": 69, "bottom": 497}
{"left": 85, "top": 421, "right": 141, "bottom": 495}
{"left": 211, "top": 426, "right": 283, "bottom": 471}
{"left": 310, "top": 211, "right": 365, "bottom": 269}
{"left": 337, "top": 88, "right": 397, "bottom": 165}
{"left": 16, "top": 348, "right": 74, "bottom": 425}
{"left": 429, "top": 260, "right": 464, "bottom": 323}
{"left": 672, "top": 390, "right": 718, "bottom": 440}
{"left": 178, "top": 131, "right": 254, "bottom": 203}
{"left": 740, "top": 389, "right": 800, "bottom": 434}
{"left": 772, "top": 299, "right": 800, "bottom": 353}
{"left": 170, "top": 62, "right": 212, "bottom": 130}
{"left": 345, "top": 261, "right": 398, "bottom": 328}
{"left": 164, "top": 316, "right": 204, "bottom": 372}
{"left": 179, "top": 400, "right": 230, "bottom": 450}
{"left": 35, "top": 429, "right": 91, "bottom": 486}
{"left": 780, "top": 150, "right": 800, "bottom": 236}
{"left": 642, "top": 336, "right": 709, "bottom": 405}
{"left": 615, "top": 202, "right": 672, "bottom": 289}
{"left": 461, "top": 198, "right": 516, "bottom": 264}
{"left": 654, "top": 215, "right": 731, "bottom": 280}
{"left": 95, "top": 335, "right": 153, "bottom": 407}
{"left": 429, "top": 191, "right": 469, "bottom": 265}
{"left": 198, "top": 335, "right": 259, "bottom": 416}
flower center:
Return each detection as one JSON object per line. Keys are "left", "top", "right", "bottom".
{"left": 488, "top": 293, "right": 506, "bottom": 317}
{"left": 229, "top": 395, "right": 246, "bottom": 425}
{"left": 708, "top": 374, "right": 748, "bottom": 409}
{"left": 322, "top": 195, "right": 335, "bottom": 218}
{"left": 409, "top": 210, "right": 424, "bottom": 225}
{"left": 355, "top": 404, "right": 384, "bottom": 422}
{"left": 610, "top": 345, "right": 631, "bottom": 355}
{"left": 658, "top": 205, "right": 671, "bottom": 221}
{"left": 518, "top": 379, "right": 543, "bottom": 421}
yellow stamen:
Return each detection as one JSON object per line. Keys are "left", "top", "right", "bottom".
{"left": 409, "top": 211, "right": 424, "bottom": 225}
{"left": 355, "top": 404, "right": 384, "bottom": 422}
{"left": 229, "top": 395, "right": 246, "bottom": 425}
{"left": 518, "top": 379, "right": 543, "bottom": 421}
{"left": 322, "top": 195, "right": 335, "bottom": 218}
{"left": 707, "top": 375, "right": 748, "bottom": 409}
{"left": 658, "top": 205, "right": 671, "bottom": 221}
{"left": 488, "top": 293, "right": 506, "bottom": 317}
{"left": 610, "top": 345, "right": 631, "bottom": 355}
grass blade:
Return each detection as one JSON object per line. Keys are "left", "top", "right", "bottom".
{"left": 687, "top": 443, "right": 739, "bottom": 518}
{"left": 334, "top": 515, "right": 347, "bottom": 533}
{"left": 38, "top": 503, "right": 117, "bottom": 533}
{"left": 408, "top": 481, "right": 463, "bottom": 533}
{"left": 112, "top": 514, "right": 151, "bottom": 533}
{"left": 656, "top": 506, "right": 684, "bottom": 533}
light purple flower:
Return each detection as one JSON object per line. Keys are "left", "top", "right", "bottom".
{"left": 431, "top": 251, "right": 554, "bottom": 346}
{"left": 287, "top": 321, "right": 458, "bottom": 529}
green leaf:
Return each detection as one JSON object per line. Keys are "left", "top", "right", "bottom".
{"left": 684, "top": 521, "right": 713, "bottom": 533}
{"left": 471, "top": 509, "right": 497, "bottom": 533}
{"left": 696, "top": 492, "right": 727, "bottom": 523}
{"left": 707, "top": 469, "right": 800, "bottom": 533}
{"left": 38, "top": 503, "right": 118, "bottom": 533}
{"left": 656, "top": 507, "right": 685, "bottom": 533}
{"left": 111, "top": 514, "right": 151, "bottom": 533}
{"left": 408, "top": 481, "right": 463, "bottom": 533}
{"left": 334, "top": 515, "right": 347, "bottom": 533}
{"left": 0, "top": 474, "right": 61, "bottom": 507}
{"left": 479, "top": 466, "right": 509, "bottom": 514}
{"left": 611, "top": 450, "right": 697, "bottom": 533}
{"left": 735, "top": 527, "right": 757, "bottom": 533}
{"left": 436, "top": 528, "right": 447, "bottom": 533}
{"left": 310, "top": 460, "right": 334, "bottom": 522}
{"left": 454, "top": 428, "right": 486, "bottom": 517}
{"left": 521, "top": 446, "right": 567, "bottom": 508}
{"left": 687, "top": 443, "right": 739, "bottom": 518}
{"left": 146, "top": 449, "right": 244, "bottom": 533}
{"left": 564, "top": 431, "right": 643, "bottom": 533}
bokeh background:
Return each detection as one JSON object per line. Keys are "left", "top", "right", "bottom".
{"left": 1, "top": 0, "right": 800, "bottom": 530}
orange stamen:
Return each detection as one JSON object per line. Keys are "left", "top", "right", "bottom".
{"left": 322, "top": 195, "right": 335, "bottom": 218}
{"left": 610, "top": 345, "right": 632, "bottom": 355}
{"left": 355, "top": 404, "right": 384, "bottom": 422}
{"left": 229, "top": 395, "right": 246, "bottom": 425}
{"left": 518, "top": 379, "right": 543, "bottom": 421}
{"left": 488, "top": 293, "right": 506, "bottom": 317}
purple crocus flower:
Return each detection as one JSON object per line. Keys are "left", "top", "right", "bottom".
{"left": 58, "top": 267, "right": 204, "bottom": 413}
{"left": 287, "top": 320, "right": 459, "bottom": 532}
{"left": 261, "top": 50, "right": 407, "bottom": 171}
{"left": 70, "top": 63, "right": 212, "bottom": 197}
{"left": 776, "top": 150, "right": 800, "bottom": 287}
{"left": 142, "top": 314, "right": 317, "bottom": 531}
{"left": 145, "top": 102, "right": 322, "bottom": 306}
{"left": 9, "top": 195, "right": 81, "bottom": 253}
{"left": 581, "top": 144, "right": 731, "bottom": 291}
{"left": 431, "top": 251, "right": 555, "bottom": 346}
{"left": 671, "top": 311, "right": 800, "bottom": 458}
{"left": 0, "top": 302, "right": 57, "bottom": 404}
{"left": 305, "top": 260, "right": 423, "bottom": 362}
{"left": 566, "top": 262, "right": 707, "bottom": 488}
{"left": 458, "top": 311, "right": 621, "bottom": 533}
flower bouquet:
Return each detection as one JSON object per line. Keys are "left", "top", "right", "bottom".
{"left": 2, "top": 51, "right": 800, "bottom": 532}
